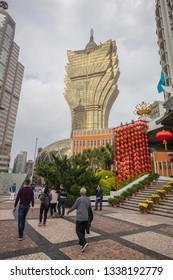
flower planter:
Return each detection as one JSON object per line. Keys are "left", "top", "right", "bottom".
{"left": 140, "top": 210, "right": 148, "bottom": 214}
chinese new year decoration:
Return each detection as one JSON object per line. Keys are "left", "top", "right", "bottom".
{"left": 156, "top": 130, "right": 173, "bottom": 151}
{"left": 114, "top": 121, "right": 151, "bottom": 187}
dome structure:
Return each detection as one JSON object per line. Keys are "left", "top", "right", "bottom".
{"left": 36, "top": 139, "right": 72, "bottom": 164}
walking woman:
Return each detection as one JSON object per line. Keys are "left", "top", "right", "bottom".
{"left": 38, "top": 186, "right": 52, "bottom": 227}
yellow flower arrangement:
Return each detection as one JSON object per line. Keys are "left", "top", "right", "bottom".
{"left": 138, "top": 203, "right": 148, "bottom": 212}
{"left": 150, "top": 194, "right": 160, "bottom": 203}
{"left": 145, "top": 199, "right": 154, "bottom": 209}
{"left": 167, "top": 181, "right": 173, "bottom": 187}
{"left": 156, "top": 189, "right": 166, "bottom": 198}
{"left": 163, "top": 184, "right": 172, "bottom": 193}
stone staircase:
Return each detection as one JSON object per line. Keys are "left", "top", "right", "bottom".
{"left": 119, "top": 180, "right": 173, "bottom": 218}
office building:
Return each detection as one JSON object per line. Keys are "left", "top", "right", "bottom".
{"left": 155, "top": 0, "right": 173, "bottom": 100}
{"left": 0, "top": 2, "right": 24, "bottom": 172}
{"left": 13, "top": 150, "right": 27, "bottom": 173}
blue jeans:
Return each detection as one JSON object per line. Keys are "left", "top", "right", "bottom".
{"left": 95, "top": 197, "right": 102, "bottom": 210}
{"left": 18, "top": 204, "right": 30, "bottom": 238}
{"left": 58, "top": 197, "right": 66, "bottom": 216}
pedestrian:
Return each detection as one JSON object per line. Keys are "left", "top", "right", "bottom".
{"left": 57, "top": 184, "right": 67, "bottom": 217}
{"left": 38, "top": 186, "right": 52, "bottom": 227}
{"left": 94, "top": 185, "right": 103, "bottom": 211}
{"left": 50, "top": 187, "right": 58, "bottom": 218}
{"left": 67, "top": 187, "right": 92, "bottom": 252}
{"left": 10, "top": 182, "right": 16, "bottom": 201}
{"left": 13, "top": 179, "right": 34, "bottom": 241}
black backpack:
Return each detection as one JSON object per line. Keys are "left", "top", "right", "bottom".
{"left": 40, "top": 193, "right": 51, "bottom": 208}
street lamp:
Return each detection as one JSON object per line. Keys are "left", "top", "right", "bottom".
{"left": 0, "top": 106, "right": 5, "bottom": 110}
{"left": 31, "top": 138, "right": 38, "bottom": 184}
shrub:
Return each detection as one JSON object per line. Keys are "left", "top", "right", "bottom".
{"left": 121, "top": 190, "right": 130, "bottom": 198}
{"left": 113, "top": 196, "right": 120, "bottom": 205}
{"left": 108, "top": 197, "right": 114, "bottom": 207}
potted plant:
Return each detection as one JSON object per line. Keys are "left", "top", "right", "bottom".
{"left": 150, "top": 193, "right": 160, "bottom": 204}
{"left": 138, "top": 203, "right": 148, "bottom": 213}
{"left": 118, "top": 194, "right": 124, "bottom": 205}
{"left": 145, "top": 199, "right": 154, "bottom": 210}
{"left": 167, "top": 181, "right": 173, "bottom": 187}
{"left": 130, "top": 186, "right": 137, "bottom": 196}
{"left": 156, "top": 189, "right": 166, "bottom": 199}
{"left": 153, "top": 173, "right": 160, "bottom": 181}
{"left": 113, "top": 196, "right": 119, "bottom": 207}
{"left": 122, "top": 190, "right": 130, "bottom": 201}
{"left": 136, "top": 182, "right": 144, "bottom": 192}
{"left": 163, "top": 184, "right": 172, "bottom": 194}
{"left": 108, "top": 197, "right": 114, "bottom": 207}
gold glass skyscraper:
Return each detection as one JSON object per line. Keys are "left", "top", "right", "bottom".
{"left": 64, "top": 29, "right": 120, "bottom": 135}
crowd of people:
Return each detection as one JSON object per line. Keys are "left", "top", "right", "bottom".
{"left": 12, "top": 179, "right": 102, "bottom": 252}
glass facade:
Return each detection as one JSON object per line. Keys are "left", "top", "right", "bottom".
{"left": 64, "top": 34, "right": 120, "bottom": 134}
{"left": 0, "top": 8, "right": 24, "bottom": 172}
{"left": 155, "top": 0, "right": 173, "bottom": 100}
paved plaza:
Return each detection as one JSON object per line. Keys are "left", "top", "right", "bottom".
{"left": 0, "top": 195, "right": 173, "bottom": 260}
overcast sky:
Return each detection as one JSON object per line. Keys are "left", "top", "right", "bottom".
{"left": 7, "top": 0, "right": 163, "bottom": 167}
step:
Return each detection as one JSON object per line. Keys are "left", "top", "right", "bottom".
{"left": 149, "top": 210, "right": 173, "bottom": 219}
{"left": 119, "top": 204, "right": 173, "bottom": 218}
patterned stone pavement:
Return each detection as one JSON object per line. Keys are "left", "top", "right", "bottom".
{"left": 0, "top": 195, "right": 173, "bottom": 260}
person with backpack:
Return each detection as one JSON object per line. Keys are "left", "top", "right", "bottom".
{"left": 38, "top": 186, "right": 52, "bottom": 227}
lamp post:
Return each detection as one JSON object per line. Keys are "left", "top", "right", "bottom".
{"left": 31, "top": 138, "right": 38, "bottom": 184}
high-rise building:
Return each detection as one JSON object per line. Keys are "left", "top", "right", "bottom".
{"left": 155, "top": 0, "right": 173, "bottom": 100}
{"left": 13, "top": 150, "right": 27, "bottom": 174}
{"left": 64, "top": 29, "right": 120, "bottom": 135}
{"left": 36, "top": 31, "right": 120, "bottom": 163}
{"left": 0, "top": 2, "right": 24, "bottom": 172}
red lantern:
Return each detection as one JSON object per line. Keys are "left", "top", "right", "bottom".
{"left": 156, "top": 130, "right": 173, "bottom": 150}
{"left": 170, "top": 157, "right": 173, "bottom": 162}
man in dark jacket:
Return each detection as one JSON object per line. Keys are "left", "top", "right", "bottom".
{"left": 67, "top": 187, "right": 91, "bottom": 252}
{"left": 58, "top": 184, "right": 67, "bottom": 217}
{"left": 13, "top": 179, "right": 34, "bottom": 241}
{"left": 94, "top": 185, "right": 103, "bottom": 211}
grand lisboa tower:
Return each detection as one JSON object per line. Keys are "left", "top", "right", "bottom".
{"left": 37, "top": 30, "right": 120, "bottom": 163}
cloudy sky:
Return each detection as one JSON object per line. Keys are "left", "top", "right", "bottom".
{"left": 7, "top": 0, "right": 163, "bottom": 167}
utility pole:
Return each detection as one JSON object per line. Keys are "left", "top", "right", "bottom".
{"left": 31, "top": 138, "right": 38, "bottom": 184}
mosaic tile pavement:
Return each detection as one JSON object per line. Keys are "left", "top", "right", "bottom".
{"left": 0, "top": 196, "right": 173, "bottom": 260}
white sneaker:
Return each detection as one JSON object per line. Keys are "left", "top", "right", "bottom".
{"left": 81, "top": 243, "right": 88, "bottom": 252}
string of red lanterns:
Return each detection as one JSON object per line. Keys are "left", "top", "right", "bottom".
{"left": 114, "top": 121, "right": 151, "bottom": 186}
